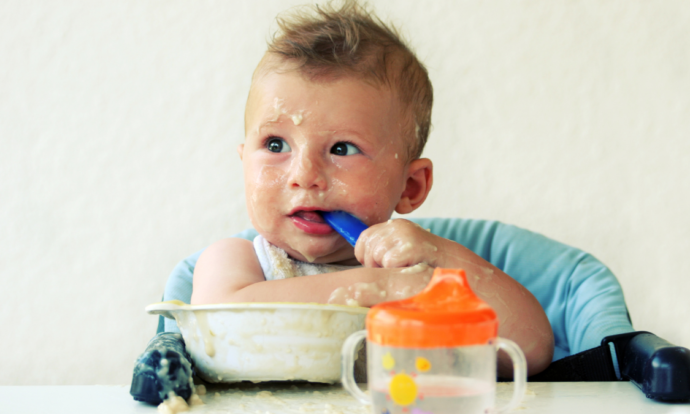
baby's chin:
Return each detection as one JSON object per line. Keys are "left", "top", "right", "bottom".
{"left": 268, "top": 236, "right": 356, "bottom": 265}
{"left": 300, "top": 251, "right": 360, "bottom": 266}
{"left": 289, "top": 246, "right": 356, "bottom": 265}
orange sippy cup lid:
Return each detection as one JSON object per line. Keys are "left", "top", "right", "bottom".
{"left": 366, "top": 268, "right": 498, "bottom": 348}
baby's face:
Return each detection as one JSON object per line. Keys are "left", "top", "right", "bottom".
{"left": 240, "top": 69, "right": 410, "bottom": 264}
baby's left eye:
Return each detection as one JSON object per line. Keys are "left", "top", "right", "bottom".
{"left": 330, "top": 142, "right": 361, "bottom": 156}
{"left": 266, "top": 137, "right": 291, "bottom": 153}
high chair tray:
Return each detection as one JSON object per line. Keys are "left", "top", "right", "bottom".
{"left": 4, "top": 382, "right": 688, "bottom": 413}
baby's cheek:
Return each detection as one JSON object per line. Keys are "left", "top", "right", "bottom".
{"left": 247, "top": 165, "right": 286, "bottom": 233}
{"left": 330, "top": 178, "right": 350, "bottom": 198}
{"left": 331, "top": 169, "right": 397, "bottom": 224}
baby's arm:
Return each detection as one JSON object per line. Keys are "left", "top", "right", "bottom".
{"left": 192, "top": 224, "right": 554, "bottom": 375}
{"left": 355, "top": 219, "right": 555, "bottom": 376}
{"left": 190, "top": 238, "right": 264, "bottom": 305}
{"left": 191, "top": 237, "right": 431, "bottom": 306}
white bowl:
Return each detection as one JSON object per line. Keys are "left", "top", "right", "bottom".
{"left": 147, "top": 301, "right": 368, "bottom": 384}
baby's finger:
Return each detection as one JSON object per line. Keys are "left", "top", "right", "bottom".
{"left": 363, "top": 238, "right": 386, "bottom": 268}
{"left": 353, "top": 228, "right": 368, "bottom": 264}
{"left": 381, "top": 248, "right": 412, "bottom": 268}
{"left": 354, "top": 227, "right": 380, "bottom": 267}
{"left": 353, "top": 227, "right": 370, "bottom": 265}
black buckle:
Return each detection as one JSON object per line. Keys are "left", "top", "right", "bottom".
{"left": 602, "top": 331, "right": 690, "bottom": 401}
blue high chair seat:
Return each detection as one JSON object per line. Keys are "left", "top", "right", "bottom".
{"left": 132, "top": 218, "right": 690, "bottom": 403}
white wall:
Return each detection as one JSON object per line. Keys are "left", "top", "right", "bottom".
{"left": 1, "top": 0, "right": 688, "bottom": 385}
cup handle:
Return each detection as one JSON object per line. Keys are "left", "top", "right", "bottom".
{"left": 495, "top": 337, "right": 527, "bottom": 413}
{"left": 341, "top": 330, "right": 370, "bottom": 404}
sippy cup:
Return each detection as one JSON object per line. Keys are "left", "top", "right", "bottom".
{"left": 341, "top": 268, "right": 526, "bottom": 414}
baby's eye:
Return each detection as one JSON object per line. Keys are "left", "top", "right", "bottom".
{"left": 330, "top": 142, "right": 361, "bottom": 156}
{"left": 266, "top": 137, "right": 291, "bottom": 153}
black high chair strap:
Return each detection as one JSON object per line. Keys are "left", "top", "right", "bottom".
{"left": 524, "top": 331, "right": 690, "bottom": 402}
{"left": 528, "top": 343, "right": 618, "bottom": 382}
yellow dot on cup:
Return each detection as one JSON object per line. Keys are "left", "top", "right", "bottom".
{"left": 382, "top": 352, "right": 395, "bottom": 370}
{"left": 415, "top": 357, "right": 431, "bottom": 372}
{"left": 389, "top": 372, "right": 417, "bottom": 406}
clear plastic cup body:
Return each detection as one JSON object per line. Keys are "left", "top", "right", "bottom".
{"left": 369, "top": 342, "right": 495, "bottom": 414}
{"left": 341, "top": 332, "right": 526, "bottom": 414}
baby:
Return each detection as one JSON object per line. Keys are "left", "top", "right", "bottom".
{"left": 190, "top": 1, "right": 554, "bottom": 376}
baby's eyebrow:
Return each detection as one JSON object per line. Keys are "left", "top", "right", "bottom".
{"left": 257, "top": 119, "right": 285, "bottom": 134}
{"left": 318, "top": 129, "right": 366, "bottom": 140}
{"left": 256, "top": 121, "right": 373, "bottom": 145}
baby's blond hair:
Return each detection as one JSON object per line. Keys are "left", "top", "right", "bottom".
{"left": 260, "top": 0, "right": 433, "bottom": 160}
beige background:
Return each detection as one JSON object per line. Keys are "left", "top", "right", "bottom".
{"left": 1, "top": 0, "right": 688, "bottom": 385}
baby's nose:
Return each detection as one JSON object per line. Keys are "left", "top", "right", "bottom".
{"left": 289, "top": 153, "right": 327, "bottom": 190}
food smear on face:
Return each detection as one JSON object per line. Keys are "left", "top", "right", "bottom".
{"left": 300, "top": 250, "right": 317, "bottom": 263}
{"left": 270, "top": 97, "right": 287, "bottom": 122}
{"left": 291, "top": 112, "right": 304, "bottom": 125}
{"left": 268, "top": 97, "right": 306, "bottom": 126}
{"left": 249, "top": 165, "right": 285, "bottom": 236}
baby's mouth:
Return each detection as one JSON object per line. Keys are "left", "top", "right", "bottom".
{"left": 289, "top": 210, "right": 334, "bottom": 235}
{"left": 291, "top": 210, "right": 327, "bottom": 223}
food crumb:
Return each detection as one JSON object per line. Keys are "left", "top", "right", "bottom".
{"left": 195, "top": 384, "right": 207, "bottom": 396}
{"left": 422, "top": 241, "right": 438, "bottom": 252}
{"left": 157, "top": 392, "right": 189, "bottom": 414}
{"left": 188, "top": 393, "right": 204, "bottom": 406}
{"left": 257, "top": 391, "right": 273, "bottom": 398}
{"left": 323, "top": 404, "right": 344, "bottom": 414}
{"left": 214, "top": 392, "right": 221, "bottom": 398}
{"left": 299, "top": 403, "right": 316, "bottom": 412}
{"left": 400, "top": 263, "right": 430, "bottom": 274}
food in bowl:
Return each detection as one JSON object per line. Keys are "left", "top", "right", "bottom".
{"left": 147, "top": 301, "right": 368, "bottom": 383}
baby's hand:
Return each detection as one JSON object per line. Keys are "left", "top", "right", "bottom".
{"left": 354, "top": 219, "right": 444, "bottom": 268}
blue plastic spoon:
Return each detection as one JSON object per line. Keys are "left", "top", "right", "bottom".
{"left": 321, "top": 211, "right": 369, "bottom": 247}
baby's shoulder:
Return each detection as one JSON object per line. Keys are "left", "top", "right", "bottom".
{"left": 197, "top": 237, "right": 260, "bottom": 270}
{"left": 206, "top": 237, "right": 254, "bottom": 250}
{"left": 191, "top": 237, "right": 265, "bottom": 304}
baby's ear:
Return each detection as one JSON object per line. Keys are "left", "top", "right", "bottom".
{"left": 395, "top": 158, "right": 433, "bottom": 214}
{"left": 237, "top": 144, "right": 245, "bottom": 160}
